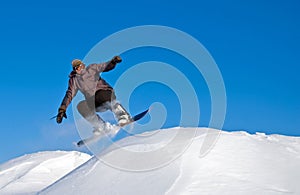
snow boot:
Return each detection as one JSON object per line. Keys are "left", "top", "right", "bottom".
{"left": 112, "top": 102, "right": 132, "bottom": 127}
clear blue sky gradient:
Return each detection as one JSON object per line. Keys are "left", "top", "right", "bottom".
{"left": 0, "top": 0, "right": 299, "bottom": 163}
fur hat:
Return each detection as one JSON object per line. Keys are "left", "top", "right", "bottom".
{"left": 71, "top": 59, "right": 83, "bottom": 68}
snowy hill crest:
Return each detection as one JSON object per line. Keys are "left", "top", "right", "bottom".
{"left": 41, "top": 128, "right": 300, "bottom": 195}
{"left": 0, "top": 151, "right": 91, "bottom": 194}
{"left": 1, "top": 128, "right": 300, "bottom": 195}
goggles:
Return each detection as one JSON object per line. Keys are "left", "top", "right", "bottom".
{"left": 74, "top": 64, "right": 83, "bottom": 70}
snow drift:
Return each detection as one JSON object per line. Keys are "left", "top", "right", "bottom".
{"left": 0, "top": 151, "right": 91, "bottom": 194}
{"left": 39, "top": 127, "right": 300, "bottom": 195}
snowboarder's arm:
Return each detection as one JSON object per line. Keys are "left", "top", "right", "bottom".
{"left": 61, "top": 78, "right": 78, "bottom": 109}
{"left": 57, "top": 78, "right": 78, "bottom": 123}
{"left": 91, "top": 56, "right": 122, "bottom": 73}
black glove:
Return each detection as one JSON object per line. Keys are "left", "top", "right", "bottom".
{"left": 56, "top": 105, "right": 67, "bottom": 124}
{"left": 111, "top": 56, "right": 122, "bottom": 64}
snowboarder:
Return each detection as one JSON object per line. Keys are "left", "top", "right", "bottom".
{"left": 56, "top": 56, "right": 131, "bottom": 134}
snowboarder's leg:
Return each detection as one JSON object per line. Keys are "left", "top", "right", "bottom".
{"left": 95, "top": 89, "right": 116, "bottom": 108}
{"left": 77, "top": 100, "right": 107, "bottom": 132}
{"left": 94, "top": 89, "right": 131, "bottom": 126}
{"left": 111, "top": 101, "right": 132, "bottom": 126}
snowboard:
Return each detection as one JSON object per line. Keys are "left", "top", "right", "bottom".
{"left": 76, "top": 109, "right": 149, "bottom": 147}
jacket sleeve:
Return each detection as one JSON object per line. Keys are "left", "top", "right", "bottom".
{"left": 103, "top": 60, "right": 117, "bottom": 72}
{"left": 60, "top": 77, "right": 78, "bottom": 109}
{"left": 90, "top": 60, "right": 117, "bottom": 73}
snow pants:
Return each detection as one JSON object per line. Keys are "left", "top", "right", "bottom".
{"left": 77, "top": 89, "right": 116, "bottom": 128}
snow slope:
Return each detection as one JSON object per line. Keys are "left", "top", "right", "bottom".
{"left": 0, "top": 151, "right": 91, "bottom": 194}
{"left": 40, "top": 128, "right": 300, "bottom": 195}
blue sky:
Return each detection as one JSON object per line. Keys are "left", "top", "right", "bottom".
{"left": 0, "top": 0, "right": 299, "bottom": 163}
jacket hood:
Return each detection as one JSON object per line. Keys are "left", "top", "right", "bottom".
{"left": 69, "top": 70, "right": 77, "bottom": 78}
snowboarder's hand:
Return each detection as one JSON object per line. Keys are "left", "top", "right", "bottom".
{"left": 111, "top": 56, "right": 122, "bottom": 64}
{"left": 56, "top": 105, "right": 67, "bottom": 124}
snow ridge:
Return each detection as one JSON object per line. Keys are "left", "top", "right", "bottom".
{"left": 1, "top": 128, "right": 300, "bottom": 195}
{"left": 0, "top": 151, "right": 91, "bottom": 194}
{"left": 40, "top": 128, "right": 300, "bottom": 195}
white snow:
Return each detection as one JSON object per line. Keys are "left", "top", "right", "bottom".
{"left": 0, "top": 151, "right": 91, "bottom": 194}
{"left": 1, "top": 127, "right": 300, "bottom": 195}
{"left": 41, "top": 127, "right": 300, "bottom": 195}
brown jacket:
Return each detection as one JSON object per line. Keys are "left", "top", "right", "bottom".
{"left": 60, "top": 61, "right": 116, "bottom": 109}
